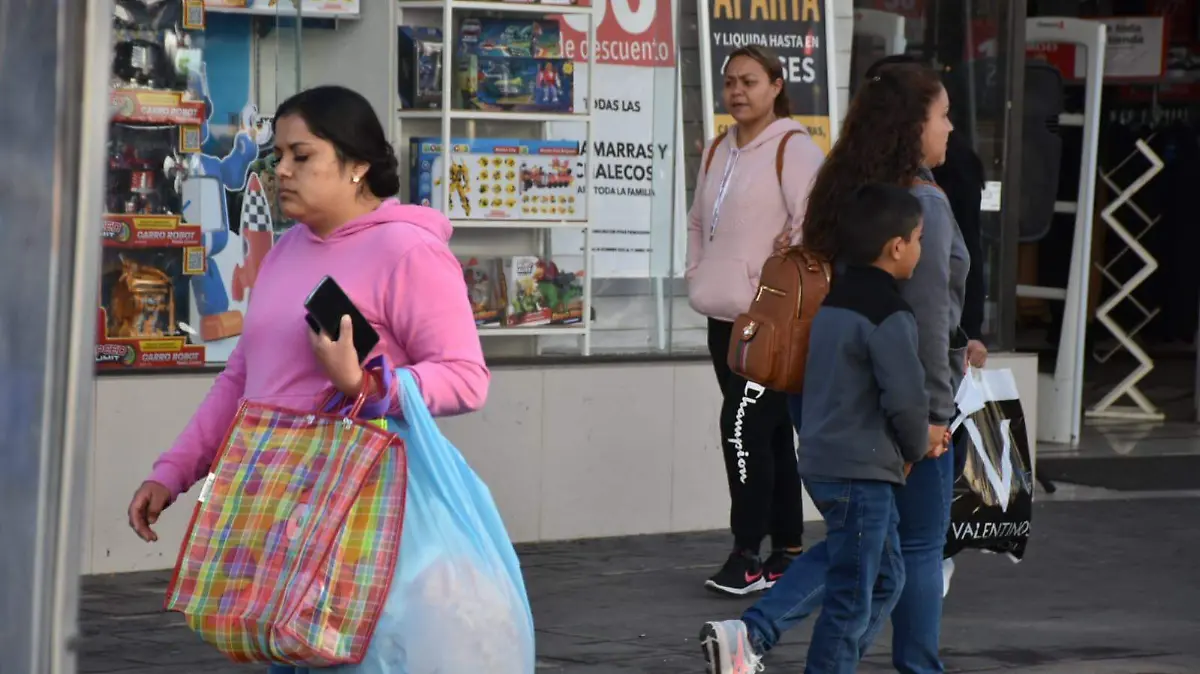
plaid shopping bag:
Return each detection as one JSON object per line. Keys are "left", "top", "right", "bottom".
{"left": 164, "top": 397, "right": 406, "bottom": 666}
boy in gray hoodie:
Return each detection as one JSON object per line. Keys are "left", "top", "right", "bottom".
{"left": 702, "top": 184, "right": 943, "bottom": 674}
{"left": 796, "top": 183, "right": 938, "bottom": 673}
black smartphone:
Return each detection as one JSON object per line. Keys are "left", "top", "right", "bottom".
{"left": 303, "top": 275, "right": 380, "bottom": 364}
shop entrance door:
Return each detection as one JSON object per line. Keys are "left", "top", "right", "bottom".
{"left": 852, "top": 0, "right": 1029, "bottom": 353}
{"left": 0, "top": 2, "right": 111, "bottom": 672}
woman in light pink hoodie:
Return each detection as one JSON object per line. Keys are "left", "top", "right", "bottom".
{"left": 126, "top": 85, "right": 489, "bottom": 547}
{"left": 687, "top": 45, "right": 825, "bottom": 597}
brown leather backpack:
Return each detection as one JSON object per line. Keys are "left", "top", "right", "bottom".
{"left": 704, "top": 129, "right": 831, "bottom": 394}
{"left": 728, "top": 249, "right": 831, "bottom": 393}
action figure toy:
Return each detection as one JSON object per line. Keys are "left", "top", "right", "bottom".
{"left": 536, "top": 63, "right": 561, "bottom": 105}
{"left": 449, "top": 160, "right": 472, "bottom": 216}
{"left": 110, "top": 257, "right": 176, "bottom": 338}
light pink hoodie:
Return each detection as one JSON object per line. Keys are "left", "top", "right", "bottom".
{"left": 686, "top": 118, "right": 824, "bottom": 322}
{"left": 148, "top": 199, "right": 489, "bottom": 498}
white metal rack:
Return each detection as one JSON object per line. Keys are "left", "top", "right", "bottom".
{"left": 1086, "top": 139, "right": 1165, "bottom": 421}
{"left": 391, "top": 0, "right": 599, "bottom": 356}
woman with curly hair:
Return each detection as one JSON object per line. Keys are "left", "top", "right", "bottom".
{"left": 699, "top": 62, "right": 968, "bottom": 674}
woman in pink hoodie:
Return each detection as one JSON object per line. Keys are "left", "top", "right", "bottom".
{"left": 126, "top": 85, "right": 489, "bottom": 546}
{"left": 687, "top": 45, "right": 825, "bottom": 596}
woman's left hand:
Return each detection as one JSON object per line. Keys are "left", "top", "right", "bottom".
{"left": 309, "top": 315, "right": 364, "bottom": 397}
{"left": 966, "top": 339, "right": 988, "bottom": 370}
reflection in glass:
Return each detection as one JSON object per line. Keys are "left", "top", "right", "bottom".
{"left": 852, "top": 0, "right": 1019, "bottom": 349}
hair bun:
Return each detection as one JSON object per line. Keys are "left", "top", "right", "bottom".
{"left": 366, "top": 145, "right": 400, "bottom": 198}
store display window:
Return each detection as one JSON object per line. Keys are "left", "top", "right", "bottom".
{"left": 850, "top": 0, "right": 1025, "bottom": 351}
{"left": 395, "top": 0, "right": 681, "bottom": 360}
{"left": 100, "top": 0, "right": 210, "bottom": 371}
{"left": 98, "top": 0, "right": 691, "bottom": 373}
{"left": 96, "top": 1, "right": 346, "bottom": 373}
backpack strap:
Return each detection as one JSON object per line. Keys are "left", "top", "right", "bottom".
{"left": 703, "top": 129, "right": 729, "bottom": 176}
{"left": 775, "top": 130, "right": 800, "bottom": 187}
{"left": 772, "top": 130, "right": 801, "bottom": 250}
{"left": 707, "top": 127, "right": 798, "bottom": 182}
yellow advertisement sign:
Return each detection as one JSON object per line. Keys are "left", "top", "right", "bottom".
{"left": 707, "top": 0, "right": 834, "bottom": 153}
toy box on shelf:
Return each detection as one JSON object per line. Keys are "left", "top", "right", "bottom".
{"left": 112, "top": 0, "right": 205, "bottom": 94}
{"left": 457, "top": 18, "right": 573, "bottom": 113}
{"left": 459, "top": 257, "right": 508, "bottom": 327}
{"left": 203, "top": 0, "right": 361, "bottom": 16}
{"left": 541, "top": 259, "right": 584, "bottom": 325}
{"left": 100, "top": 0, "right": 209, "bottom": 371}
{"left": 97, "top": 217, "right": 207, "bottom": 370}
{"left": 410, "top": 137, "right": 585, "bottom": 220}
{"left": 504, "top": 256, "right": 585, "bottom": 327}
{"left": 506, "top": 256, "right": 552, "bottom": 327}
{"left": 398, "top": 26, "right": 444, "bottom": 109}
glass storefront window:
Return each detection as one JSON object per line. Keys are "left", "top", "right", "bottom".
{"left": 97, "top": 1, "right": 336, "bottom": 373}
{"left": 391, "top": 0, "right": 684, "bottom": 360}
{"left": 97, "top": 0, "right": 1023, "bottom": 372}
{"left": 851, "top": 0, "right": 1024, "bottom": 350}
{"left": 98, "top": 0, "right": 690, "bottom": 372}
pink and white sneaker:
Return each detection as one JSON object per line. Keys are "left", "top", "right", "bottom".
{"left": 700, "top": 619, "right": 765, "bottom": 674}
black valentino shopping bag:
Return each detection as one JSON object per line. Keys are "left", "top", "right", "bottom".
{"left": 945, "top": 368, "right": 1034, "bottom": 561}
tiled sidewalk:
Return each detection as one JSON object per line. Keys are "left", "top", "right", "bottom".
{"left": 81, "top": 497, "right": 1200, "bottom": 673}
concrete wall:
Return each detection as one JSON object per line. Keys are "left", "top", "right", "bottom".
{"left": 85, "top": 353, "right": 1037, "bottom": 574}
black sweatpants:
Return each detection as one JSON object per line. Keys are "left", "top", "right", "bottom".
{"left": 707, "top": 318, "right": 805, "bottom": 552}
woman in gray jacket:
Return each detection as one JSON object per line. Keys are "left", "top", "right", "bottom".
{"left": 700, "top": 62, "right": 967, "bottom": 674}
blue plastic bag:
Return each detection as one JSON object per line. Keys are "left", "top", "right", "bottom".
{"left": 270, "top": 369, "right": 535, "bottom": 674}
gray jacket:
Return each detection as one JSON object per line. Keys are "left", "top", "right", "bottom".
{"left": 906, "top": 170, "right": 970, "bottom": 425}
{"left": 798, "top": 266, "right": 930, "bottom": 485}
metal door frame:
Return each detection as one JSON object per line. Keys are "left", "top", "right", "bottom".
{"left": 0, "top": 1, "right": 112, "bottom": 671}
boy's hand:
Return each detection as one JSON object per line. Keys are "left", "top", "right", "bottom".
{"left": 927, "top": 424, "right": 949, "bottom": 459}
{"left": 904, "top": 462, "right": 913, "bottom": 477}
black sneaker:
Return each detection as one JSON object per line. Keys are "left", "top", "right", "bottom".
{"left": 763, "top": 548, "right": 800, "bottom": 588}
{"left": 705, "top": 549, "right": 767, "bottom": 596}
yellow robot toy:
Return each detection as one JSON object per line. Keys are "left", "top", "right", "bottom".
{"left": 448, "top": 160, "right": 472, "bottom": 216}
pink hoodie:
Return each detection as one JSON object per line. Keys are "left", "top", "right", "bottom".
{"left": 686, "top": 118, "right": 824, "bottom": 322}
{"left": 148, "top": 199, "right": 489, "bottom": 498}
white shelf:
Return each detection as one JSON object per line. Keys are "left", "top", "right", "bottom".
{"left": 205, "top": 5, "right": 360, "bottom": 19}
{"left": 398, "top": 109, "right": 592, "bottom": 124}
{"left": 396, "top": 0, "right": 593, "bottom": 15}
{"left": 391, "top": 0, "right": 599, "bottom": 355}
{"left": 479, "top": 325, "right": 588, "bottom": 337}
{"left": 453, "top": 219, "right": 586, "bottom": 229}
{"left": 395, "top": 109, "right": 443, "bottom": 119}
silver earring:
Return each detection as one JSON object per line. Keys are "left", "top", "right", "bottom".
{"left": 351, "top": 175, "right": 362, "bottom": 184}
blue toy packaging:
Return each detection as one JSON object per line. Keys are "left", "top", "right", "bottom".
{"left": 397, "top": 26, "right": 444, "bottom": 109}
{"left": 457, "top": 18, "right": 573, "bottom": 113}
{"left": 410, "top": 137, "right": 585, "bottom": 221}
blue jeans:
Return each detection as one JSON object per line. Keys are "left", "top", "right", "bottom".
{"left": 802, "top": 479, "right": 904, "bottom": 674}
{"left": 744, "top": 400, "right": 954, "bottom": 673}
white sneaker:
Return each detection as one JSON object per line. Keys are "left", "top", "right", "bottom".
{"left": 700, "top": 620, "right": 764, "bottom": 674}
{"left": 942, "top": 557, "right": 956, "bottom": 598}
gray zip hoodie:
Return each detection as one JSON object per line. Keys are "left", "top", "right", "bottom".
{"left": 905, "top": 169, "right": 970, "bottom": 425}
